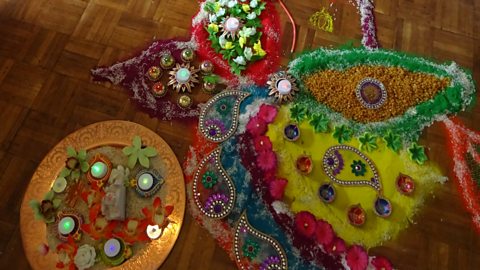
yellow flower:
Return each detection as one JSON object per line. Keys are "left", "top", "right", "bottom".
{"left": 225, "top": 41, "right": 234, "bottom": 50}
{"left": 253, "top": 40, "right": 266, "bottom": 57}
{"left": 214, "top": 3, "right": 221, "bottom": 12}
{"left": 208, "top": 23, "right": 219, "bottom": 33}
{"left": 242, "top": 4, "right": 250, "bottom": 13}
{"left": 129, "top": 178, "right": 137, "bottom": 187}
{"left": 239, "top": 36, "right": 246, "bottom": 48}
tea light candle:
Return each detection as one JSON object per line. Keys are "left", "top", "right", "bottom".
{"left": 225, "top": 17, "right": 240, "bottom": 32}
{"left": 176, "top": 68, "right": 191, "bottom": 84}
{"left": 91, "top": 162, "right": 107, "bottom": 179}
{"left": 58, "top": 217, "right": 75, "bottom": 235}
{"left": 104, "top": 238, "right": 121, "bottom": 258}
{"left": 53, "top": 177, "right": 67, "bottom": 193}
{"left": 138, "top": 173, "right": 154, "bottom": 191}
{"left": 146, "top": 225, "right": 162, "bottom": 240}
{"left": 276, "top": 79, "right": 292, "bottom": 95}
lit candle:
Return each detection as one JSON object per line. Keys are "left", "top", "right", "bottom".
{"left": 138, "top": 173, "right": 154, "bottom": 191}
{"left": 58, "top": 217, "right": 75, "bottom": 235}
{"left": 146, "top": 225, "right": 162, "bottom": 240}
{"left": 104, "top": 238, "right": 121, "bottom": 258}
{"left": 175, "top": 68, "right": 191, "bottom": 84}
{"left": 53, "top": 177, "right": 67, "bottom": 193}
{"left": 225, "top": 17, "right": 240, "bottom": 32}
{"left": 276, "top": 79, "right": 292, "bottom": 95}
{"left": 91, "top": 162, "right": 107, "bottom": 179}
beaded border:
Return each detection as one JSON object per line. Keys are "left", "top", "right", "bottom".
{"left": 355, "top": 77, "right": 387, "bottom": 109}
{"left": 199, "top": 90, "right": 251, "bottom": 143}
{"left": 322, "top": 145, "right": 382, "bottom": 191}
{"left": 192, "top": 147, "right": 236, "bottom": 219}
{"left": 233, "top": 212, "right": 288, "bottom": 270}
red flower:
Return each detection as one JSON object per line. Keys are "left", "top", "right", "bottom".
{"left": 258, "top": 104, "right": 278, "bottom": 123}
{"left": 80, "top": 204, "right": 117, "bottom": 240}
{"left": 325, "top": 237, "right": 347, "bottom": 255}
{"left": 269, "top": 178, "right": 288, "bottom": 200}
{"left": 257, "top": 151, "right": 277, "bottom": 172}
{"left": 315, "top": 220, "right": 335, "bottom": 246}
{"left": 294, "top": 211, "right": 317, "bottom": 238}
{"left": 254, "top": 136, "right": 273, "bottom": 153}
{"left": 246, "top": 116, "right": 267, "bottom": 137}
{"left": 346, "top": 245, "right": 368, "bottom": 270}
{"left": 371, "top": 256, "right": 393, "bottom": 270}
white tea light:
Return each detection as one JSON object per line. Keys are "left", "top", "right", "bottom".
{"left": 146, "top": 225, "right": 162, "bottom": 240}
{"left": 104, "top": 238, "right": 121, "bottom": 258}
{"left": 225, "top": 17, "right": 240, "bottom": 32}
{"left": 175, "top": 68, "right": 191, "bottom": 84}
{"left": 53, "top": 177, "right": 67, "bottom": 193}
{"left": 91, "top": 162, "right": 108, "bottom": 179}
{"left": 276, "top": 79, "right": 292, "bottom": 95}
{"left": 138, "top": 173, "right": 154, "bottom": 191}
{"left": 58, "top": 217, "right": 75, "bottom": 235}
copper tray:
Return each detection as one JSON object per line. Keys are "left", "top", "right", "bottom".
{"left": 20, "top": 120, "right": 186, "bottom": 270}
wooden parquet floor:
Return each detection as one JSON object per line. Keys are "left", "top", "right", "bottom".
{"left": 0, "top": 0, "right": 479, "bottom": 269}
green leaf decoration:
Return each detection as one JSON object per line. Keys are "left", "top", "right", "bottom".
{"left": 333, "top": 125, "right": 352, "bottom": 144}
{"left": 408, "top": 143, "right": 428, "bottom": 165}
{"left": 290, "top": 105, "right": 308, "bottom": 123}
{"left": 78, "top": 149, "right": 87, "bottom": 160}
{"left": 80, "top": 161, "right": 90, "bottom": 173}
{"left": 139, "top": 154, "right": 150, "bottom": 168}
{"left": 133, "top": 136, "right": 142, "bottom": 148}
{"left": 383, "top": 130, "right": 403, "bottom": 153}
{"left": 66, "top": 146, "right": 77, "bottom": 158}
{"left": 44, "top": 190, "right": 55, "bottom": 201}
{"left": 309, "top": 114, "right": 329, "bottom": 133}
{"left": 203, "top": 74, "right": 219, "bottom": 84}
{"left": 142, "top": 147, "right": 157, "bottom": 158}
{"left": 358, "top": 133, "right": 378, "bottom": 152}
{"left": 71, "top": 170, "right": 80, "bottom": 181}
{"left": 128, "top": 152, "right": 138, "bottom": 169}
{"left": 52, "top": 199, "right": 62, "bottom": 209}
{"left": 123, "top": 146, "right": 134, "bottom": 156}
{"left": 59, "top": 168, "right": 71, "bottom": 178}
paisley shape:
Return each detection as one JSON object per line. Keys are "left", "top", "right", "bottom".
{"left": 135, "top": 169, "right": 164, "bottom": 198}
{"left": 234, "top": 212, "right": 287, "bottom": 270}
{"left": 199, "top": 90, "right": 250, "bottom": 143}
{"left": 322, "top": 145, "right": 381, "bottom": 192}
{"left": 192, "top": 147, "right": 236, "bottom": 219}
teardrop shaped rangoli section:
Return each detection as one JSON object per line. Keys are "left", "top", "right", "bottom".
{"left": 234, "top": 212, "right": 288, "bottom": 270}
{"left": 199, "top": 90, "right": 250, "bottom": 143}
{"left": 193, "top": 147, "right": 236, "bottom": 219}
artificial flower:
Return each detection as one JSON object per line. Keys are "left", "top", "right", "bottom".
{"left": 219, "top": 34, "right": 227, "bottom": 48}
{"left": 141, "top": 197, "right": 174, "bottom": 228}
{"left": 294, "top": 211, "right": 316, "bottom": 238}
{"left": 250, "top": 0, "right": 258, "bottom": 8}
{"left": 29, "top": 190, "right": 61, "bottom": 223}
{"left": 208, "top": 23, "right": 219, "bottom": 33}
{"left": 371, "top": 256, "right": 393, "bottom": 270}
{"left": 225, "top": 41, "right": 234, "bottom": 50}
{"left": 60, "top": 146, "right": 89, "bottom": 181}
{"left": 218, "top": 0, "right": 228, "bottom": 6}
{"left": 315, "top": 219, "right": 335, "bottom": 246}
{"left": 242, "top": 4, "right": 250, "bottom": 12}
{"left": 240, "top": 26, "right": 256, "bottom": 37}
{"left": 408, "top": 143, "right": 428, "bottom": 165}
{"left": 269, "top": 178, "right": 288, "bottom": 200}
{"left": 258, "top": 104, "right": 278, "bottom": 123}
{"left": 254, "top": 136, "right": 272, "bottom": 152}
{"left": 247, "top": 12, "right": 257, "bottom": 20}
{"left": 114, "top": 219, "right": 149, "bottom": 244}
{"left": 257, "top": 151, "right": 277, "bottom": 172}
{"left": 290, "top": 105, "right": 308, "bottom": 123}
{"left": 383, "top": 130, "right": 402, "bottom": 152}
{"left": 359, "top": 132, "right": 378, "bottom": 152}
{"left": 129, "top": 178, "right": 137, "bottom": 188}
{"left": 346, "top": 245, "right": 368, "bottom": 270}
{"left": 239, "top": 36, "right": 246, "bottom": 48}
{"left": 244, "top": 47, "right": 253, "bottom": 60}
{"left": 227, "top": 0, "right": 236, "bottom": 8}
{"left": 324, "top": 237, "right": 346, "bottom": 255}
{"left": 202, "top": 171, "right": 218, "bottom": 189}
{"left": 74, "top": 244, "right": 96, "bottom": 270}
{"left": 216, "top": 7, "right": 226, "bottom": 17}
{"left": 233, "top": 55, "right": 246, "bottom": 65}
{"left": 309, "top": 113, "right": 329, "bottom": 133}
{"left": 209, "top": 14, "right": 218, "bottom": 22}
{"left": 122, "top": 136, "right": 157, "bottom": 169}
{"left": 333, "top": 125, "right": 352, "bottom": 144}
{"left": 242, "top": 239, "right": 259, "bottom": 260}
{"left": 80, "top": 204, "right": 117, "bottom": 240}
{"left": 56, "top": 236, "right": 78, "bottom": 270}
{"left": 246, "top": 116, "right": 267, "bottom": 137}
{"left": 214, "top": 2, "right": 222, "bottom": 11}
{"left": 351, "top": 160, "right": 367, "bottom": 176}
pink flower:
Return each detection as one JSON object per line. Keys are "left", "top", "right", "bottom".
{"left": 346, "top": 245, "right": 368, "bottom": 270}
{"left": 246, "top": 116, "right": 267, "bottom": 137}
{"left": 254, "top": 136, "right": 273, "bottom": 152}
{"left": 269, "top": 178, "right": 288, "bottom": 200}
{"left": 257, "top": 151, "right": 277, "bottom": 172}
{"left": 315, "top": 220, "right": 335, "bottom": 246}
{"left": 325, "top": 237, "right": 346, "bottom": 255}
{"left": 371, "top": 256, "right": 393, "bottom": 270}
{"left": 294, "top": 211, "right": 316, "bottom": 238}
{"left": 258, "top": 104, "right": 278, "bottom": 123}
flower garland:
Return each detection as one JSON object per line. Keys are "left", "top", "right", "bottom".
{"left": 357, "top": 0, "right": 379, "bottom": 49}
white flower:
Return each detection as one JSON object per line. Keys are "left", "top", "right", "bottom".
{"left": 216, "top": 8, "right": 226, "bottom": 17}
{"left": 239, "top": 26, "right": 256, "bottom": 37}
{"left": 209, "top": 14, "right": 218, "bottom": 22}
{"left": 247, "top": 12, "right": 256, "bottom": 20}
{"left": 219, "top": 33, "right": 227, "bottom": 48}
{"left": 74, "top": 245, "right": 96, "bottom": 270}
{"left": 227, "top": 0, "right": 237, "bottom": 8}
{"left": 218, "top": 0, "right": 228, "bottom": 6}
{"left": 244, "top": 47, "right": 253, "bottom": 61}
{"left": 233, "top": 56, "right": 246, "bottom": 65}
{"left": 250, "top": 0, "right": 258, "bottom": 8}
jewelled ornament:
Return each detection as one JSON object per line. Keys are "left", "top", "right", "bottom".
{"left": 318, "top": 183, "right": 336, "bottom": 203}
{"left": 146, "top": 66, "right": 162, "bottom": 81}
{"left": 373, "top": 197, "right": 392, "bottom": 218}
{"left": 178, "top": 95, "right": 193, "bottom": 109}
{"left": 151, "top": 82, "right": 167, "bottom": 97}
{"left": 160, "top": 53, "right": 175, "bottom": 69}
{"left": 135, "top": 169, "right": 164, "bottom": 198}
{"left": 283, "top": 123, "right": 300, "bottom": 141}
{"left": 347, "top": 204, "right": 366, "bottom": 227}
{"left": 396, "top": 173, "right": 415, "bottom": 195}
{"left": 355, "top": 78, "right": 387, "bottom": 109}
{"left": 296, "top": 155, "right": 313, "bottom": 175}
{"left": 168, "top": 63, "right": 200, "bottom": 93}
{"left": 200, "top": 60, "right": 214, "bottom": 74}
{"left": 267, "top": 71, "right": 299, "bottom": 103}
{"left": 203, "top": 81, "right": 217, "bottom": 93}
{"left": 181, "top": 48, "right": 195, "bottom": 62}
{"left": 222, "top": 16, "right": 243, "bottom": 40}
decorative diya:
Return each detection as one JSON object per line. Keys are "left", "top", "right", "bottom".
{"left": 348, "top": 204, "right": 366, "bottom": 226}
{"left": 146, "top": 66, "right": 162, "bottom": 81}
{"left": 135, "top": 169, "right": 164, "bottom": 198}
{"left": 396, "top": 173, "right": 415, "bottom": 195}
{"left": 168, "top": 63, "right": 200, "bottom": 93}
{"left": 86, "top": 154, "right": 112, "bottom": 187}
{"left": 221, "top": 16, "right": 243, "bottom": 40}
{"left": 284, "top": 123, "right": 300, "bottom": 141}
{"left": 267, "top": 71, "right": 299, "bottom": 103}
{"left": 151, "top": 82, "right": 167, "bottom": 97}
{"left": 146, "top": 224, "right": 162, "bottom": 240}
{"left": 100, "top": 238, "right": 132, "bottom": 266}
{"left": 160, "top": 53, "right": 175, "bottom": 69}
{"left": 296, "top": 155, "right": 313, "bottom": 175}
{"left": 318, "top": 183, "right": 336, "bottom": 203}
{"left": 355, "top": 78, "right": 387, "bottom": 109}
{"left": 373, "top": 197, "right": 392, "bottom": 218}
{"left": 54, "top": 210, "right": 83, "bottom": 241}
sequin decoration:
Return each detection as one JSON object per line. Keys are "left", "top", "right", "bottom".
{"left": 199, "top": 90, "right": 251, "bottom": 143}
{"left": 355, "top": 78, "right": 387, "bottom": 109}
{"left": 193, "top": 148, "right": 236, "bottom": 219}
{"left": 234, "top": 212, "right": 288, "bottom": 270}
{"left": 323, "top": 145, "right": 381, "bottom": 192}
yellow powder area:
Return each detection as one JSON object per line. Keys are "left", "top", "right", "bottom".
{"left": 303, "top": 66, "right": 450, "bottom": 123}
{"left": 267, "top": 106, "right": 446, "bottom": 248}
